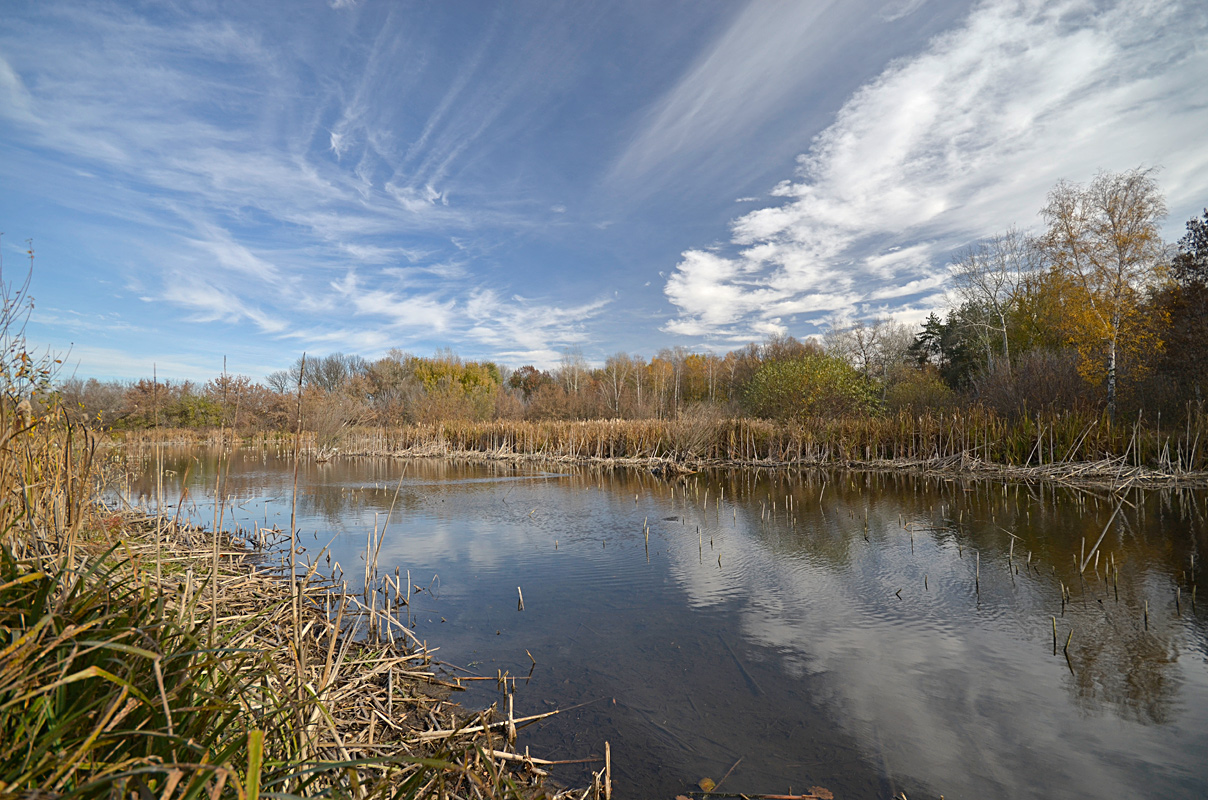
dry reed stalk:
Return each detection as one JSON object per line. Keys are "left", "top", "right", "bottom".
{"left": 300, "top": 410, "right": 1208, "bottom": 490}
{"left": 109, "top": 508, "right": 600, "bottom": 797}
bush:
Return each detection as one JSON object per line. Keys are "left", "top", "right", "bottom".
{"left": 742, "top": 353, "right": 876, "bottom": 422}
{"left": 883, "top": 365, "right": 958, "bottom": 414}
{"left": 973, "top": 349, "right": 1094, "bottom": 417}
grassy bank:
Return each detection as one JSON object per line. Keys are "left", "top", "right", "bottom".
{"left": 115, "top": 409, "right": 1204, "bottom": 487}
{"left": 118, "top": 408, "right": 1208, "bottom": 473}
{"left": 1, "top": 403, "right": 607, "bottom": 797}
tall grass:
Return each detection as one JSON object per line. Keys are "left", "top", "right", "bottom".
{"left": 0, "top": 275, "right": 603, "bottom": 797}
{"left": 328, "top": 408, "right": 1208, "bottom": 475}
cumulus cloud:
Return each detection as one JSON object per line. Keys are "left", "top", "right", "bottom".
{"left": 662, "top": 0, "right": 1208, "bottom": 341}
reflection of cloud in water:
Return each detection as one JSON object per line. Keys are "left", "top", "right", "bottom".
{"left": 662, "top": 505, "right": 1207, "bottom": 798}
{"left": 369, "top": 519, "right": 530, "bottom": 578}
{"left": 397, "top": 473, "right": 569, "bottom": 488}
{"left": 134, "top": 451, "right": 1208, "bottom": 797}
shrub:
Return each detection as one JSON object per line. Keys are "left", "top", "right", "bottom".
{"left": 883, "top": 365, "right": 958, "bottom": 414}
{"left": 742, "top": 353, "right": 876, "bottom": 422}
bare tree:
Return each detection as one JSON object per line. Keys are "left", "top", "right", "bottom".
{"left": 266, "top": 369, "right": 294, "bottom": 394}
{"left": 558, "top": 347, "right": 589, "bottom": 396}
{"left": 600, "top": 353, "right": 632, "bottom": 417}
{"left": 951, "top": 227, "right": 1040, "bottom": 374}
{"left": 704, "top": 352, "right": 721, "bottom": 404}
{"left": 826, "top": 317, "right": 913, "bottom": 383}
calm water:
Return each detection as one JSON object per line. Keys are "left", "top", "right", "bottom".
{"left": 127, "top": 447, "right": 1208, "bottom": 799}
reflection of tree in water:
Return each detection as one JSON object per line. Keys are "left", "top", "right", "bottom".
{"left": 686, "top": 466, "right": 1205, "bottom": 727}
{"left": 1068, "top": 611, "right": 1180, "bottom": 725}
{"left": 295, "top": 456, "right": 540, "bottom": 525}
{"left": 127, "top": 447, "right": 1207, "bottom": 729}
{"left": 295, "top": 482, "right": 414, "bottom": 526}
{"left": 947, "top": 481, "right": 1203, "bottom": 727}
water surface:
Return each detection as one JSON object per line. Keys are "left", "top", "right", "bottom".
{"left": 128, "top": 448, "right": 1208, "bottom": 799}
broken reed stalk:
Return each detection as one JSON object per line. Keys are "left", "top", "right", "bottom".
{"left": 289, "top": 353, "right": 306, "bottom": 754}
{"left": 1079, "top": 497, "right": 1126, "bottom": 573}
{"left": 24, "top": 509, "right": 601, "bottom": 799}
{"left": 605, "top": 741, "right": 611, "bottom": 800}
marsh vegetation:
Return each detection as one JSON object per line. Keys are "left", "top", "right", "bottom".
{"left": 59, "top": 179, "right": 1208, "bottom": 481}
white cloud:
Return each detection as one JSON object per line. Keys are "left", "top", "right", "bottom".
{"left": 0, "top": 55, "right": 34, "bottom": 121}
{"left": 186, "top": 222, "right": 281, "bottom": 281}
{"left": 2, "top": 2, "right": 595, "bottom": 374}
{"left": 331, "top": 271, "right": 456, "bottom": 333}
{"left": 613, "top": 1, "right": 853, "bottom": 184}
{"left": 320, "top": 273, "right": 609, "bottom": 368}
{"left": 384, "top": 182, "right": 450, "bottom": 215}
{"left": 159, "top": 278, "right": 288, "bottom": 334}
{"left": 662, "top": 0, "right": 1208, "bottom": 340}
{"left": 462, "top": 289, "right": 611, "bottom": 368}
{"left": 329, "top": 130, "right": 348, "bottom": 158}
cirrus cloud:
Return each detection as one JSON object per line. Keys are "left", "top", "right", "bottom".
{"left": 663, "top": 0, "right": 1208, "bottom": 341}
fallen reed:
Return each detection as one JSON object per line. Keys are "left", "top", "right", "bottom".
{"left": 0, "top": 508, "right": 607, "bottom": 800}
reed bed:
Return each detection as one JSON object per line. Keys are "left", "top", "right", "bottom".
{"left": 1, "top": 407, "right": 607, "bottom": 798}
{"left": 1, "top": 511, "right": 603, "bottom": 799}
{"left": 321, "top": 410, "right": 1208, "bottom": 487}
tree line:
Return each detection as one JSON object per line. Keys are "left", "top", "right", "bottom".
{"left": 58, "top": 169, "right": 1206, "bottom": 435}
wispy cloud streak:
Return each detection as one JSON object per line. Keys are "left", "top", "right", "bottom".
{"left": 0, "top": 2, "right": 601, "bottom": 367}
{"left": 663, "top": 0, "right": 1208, "bottom": 341}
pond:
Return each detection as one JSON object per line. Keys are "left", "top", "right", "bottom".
{"left": 126, "top": 447, "right": 1208, "bottom": 799}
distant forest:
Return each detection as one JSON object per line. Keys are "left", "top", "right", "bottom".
{"left": 60, "top": 170, "right": 1208, "bottom": 434}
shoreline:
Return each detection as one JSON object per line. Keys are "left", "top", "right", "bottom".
{"left": 15, "top": 506, "right": 607, "bottom": 799}
{"left": 109, "top": 428, "right": 1208, "bottom": 490}
{"left": 337, "top": 443, "right": 1208, "bottom": 491}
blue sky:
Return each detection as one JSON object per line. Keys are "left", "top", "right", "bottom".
{"left": 2, "top": 0, "right": 1206, "bottom": 381}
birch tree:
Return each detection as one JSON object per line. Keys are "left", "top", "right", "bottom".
{"left": 1039, "top": 168, "right": 1167, "bottom": 419}
{"left": 950, "top": 227, "right": 1040, "bottom": 374}
{"left": 600, "top": 353, "right": 632, "bottom": 416}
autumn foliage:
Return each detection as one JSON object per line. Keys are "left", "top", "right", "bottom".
{"left": 55, "top": 171, "right": 1208, "bottom": 468}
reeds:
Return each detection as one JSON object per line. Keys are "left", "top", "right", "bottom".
{"left": 0, "top": 512, "right": 605, "bottom": 798}
{"left": 0, "top": 359, "right": 604, "bottom": 794}
{"left": 312, "top": 410, "right": 1208, "bottom": 485}
{"left": 117, "top": 406, "right": 1208, "bottom": 484}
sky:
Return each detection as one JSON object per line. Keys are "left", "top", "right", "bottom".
{"left": 1, "top": 0, "right": 1206, "bottom": 382}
